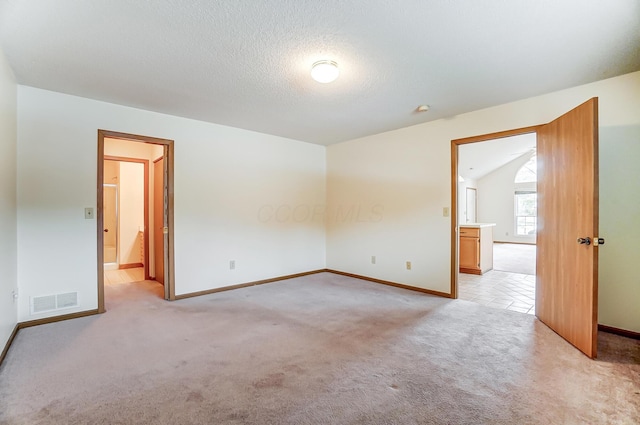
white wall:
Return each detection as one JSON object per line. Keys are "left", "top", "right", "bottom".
{"left": 598, "top": 123, "right": 640, "bottom": 333}
{"left": 118, "top": 162, "right": 144, "bottom": 265}
{"left": 16, "top": 86, "right": 326, "bottom": 321}
{"left": 327, "top": 125, "right": 452, "bottom": 291}
{"left": 0, "top": 48, "right": 17, "bottom": 348}
{"left": 327, "top": 71, "right": 640, "bottom": 332}
{"left": 476, "top": 153, "right": 536, "bottom": 244}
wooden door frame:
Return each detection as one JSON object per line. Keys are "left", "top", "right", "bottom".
{"left": 97, "top": 130, "right": 176, "bottom": 313}
{"left": 152, "top": 154, "right": 166, "bottom": 286}
{"left": 103, "top": 155, "right": 150, "bottom": 279}
{"left": 450, "top": 126, "right": 539, "bottom": 298}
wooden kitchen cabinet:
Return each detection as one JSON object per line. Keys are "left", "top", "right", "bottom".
{"left": 459, "top": 224, "right": 494, "bottom": 275}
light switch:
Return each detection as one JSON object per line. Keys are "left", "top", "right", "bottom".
{"left": 84, "top": 208, "right": 94, "bottom": 219}
{"left": 443, "top": 207, "right": 449, "bottom": 217}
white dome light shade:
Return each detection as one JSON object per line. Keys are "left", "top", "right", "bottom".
{"left": 311, "top": 60, "right": 339, "bottom": 83}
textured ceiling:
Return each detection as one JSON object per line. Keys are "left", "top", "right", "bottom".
{"left": 1, "top": 1, "right": 639, "bottom": 145}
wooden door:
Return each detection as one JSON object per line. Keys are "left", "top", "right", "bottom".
{"left": 153, "top": 157, "right": 165, "bottom": 285}
{"left": 536, "top": 98, "right": 599, "bottom": 358}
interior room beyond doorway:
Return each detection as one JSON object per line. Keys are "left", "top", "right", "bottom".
{"left": 457, "top": 133, "right": 537, "bottom": 314}
{"left": 104, "top": 267, "right": 144, "bottom": 286}
{"left": 102, "top": 137, "right": 165, "bottom": 298}
{"left": 459, "top": 245, "right": 536, "bottom": 314}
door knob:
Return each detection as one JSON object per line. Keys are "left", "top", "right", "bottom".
{"left": 577, "top": 237, "right": 591, "bottom": 245}
{"left": 104, "top": 229, "right": 109, "bottom": 233}
{"left": 594, "top": 237, "right": 605, "bottom": 246}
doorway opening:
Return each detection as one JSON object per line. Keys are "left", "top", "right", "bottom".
{"left": 455, "top": 132, "right": 537, "bottom": 314}
{"left": 97, "top": 130, "right": 175, "bottom": 313}
{"left": 103, "top": 155, "right": 149, "bottom": 282}
{"left": 451, "top": 99, "right": 600, "bottom": 359}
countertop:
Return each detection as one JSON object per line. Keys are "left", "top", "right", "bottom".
{"left": 459, "top": 223, "right": 496, "bottom": 228}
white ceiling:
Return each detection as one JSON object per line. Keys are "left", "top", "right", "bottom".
{"left": 459, "top": 133, "right": 536, "bottom": 181}
{"left": 1, "top": 1, "right": 638, "bottom": 145}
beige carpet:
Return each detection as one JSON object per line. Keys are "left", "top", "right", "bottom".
{"left": 0, "top": 273, "right": 638, "bottom": 424}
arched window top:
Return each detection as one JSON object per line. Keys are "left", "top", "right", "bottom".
{"left": 515, "top": 155, "right": 536, "bottom": 183}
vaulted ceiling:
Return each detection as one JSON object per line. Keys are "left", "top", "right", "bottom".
{"left": 1, "top": 1, "right": 638, "bottom": 145}
{"left": 459, "top": 133, "right": 536, "bottom": 181}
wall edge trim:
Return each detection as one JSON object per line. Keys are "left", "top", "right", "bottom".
{"left": 1, "top": 310, "right": 100, "bottom": 367}
{"left": 119, "top": 263, "right": 144, "bottom": 270}
{"left": 0, "top": 324, "right": 19, "bottom": 368}
{"left": 326, "top": 269, "right": 453, "bottom": 298}
{"left": 18, "top": 309, "right": 100, "bottom": 329}
{"left": 598, "top": 324, "right": 640, "bottom": 340}
{"left": 174, "top": 269, "right": 328, "bottom": 300}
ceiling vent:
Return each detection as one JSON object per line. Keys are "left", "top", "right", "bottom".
{"left": 31, "top": 292, "right": 79, "bottom": 315}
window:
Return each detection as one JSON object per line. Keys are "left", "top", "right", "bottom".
{"left": 515, "top": 192, "right": 537, "bottom": 235}
{"left": 515, "top": 155, "right": 536, "bottom": 183}
{"left": 514, "top": 154, "right": 537, "bottom": 236}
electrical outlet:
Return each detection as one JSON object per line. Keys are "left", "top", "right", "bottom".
{"left": 371, "top": 255, "right": 376, "bottom": 264}
{"left": 230, "top": 260, "right": 235, "bottom": 270}
{"left": 84, "top": 207, "right": 94, "bottom": 219}
{"left": 406, "top": 261, "right": 411, "bottom": 270}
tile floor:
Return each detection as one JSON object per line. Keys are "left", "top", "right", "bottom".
{"left": 104, "top": 267, "right": 145, "bottom": 285}
{"left": 104, "top": 267, "right": 164, "bottom": 303}
{"left": 459, "top": 270, "right": 535, "bottom": 314}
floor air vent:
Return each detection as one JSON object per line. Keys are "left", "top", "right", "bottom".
{"left": 31, "top": 292, "right": 79, "bottom": 314}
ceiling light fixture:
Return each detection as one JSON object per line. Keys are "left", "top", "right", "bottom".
{"left": 311, "top": 60, "right": 339, "bottom": 83}
{"left": 417, "top": 105, "right": 430, "bottom": 112}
